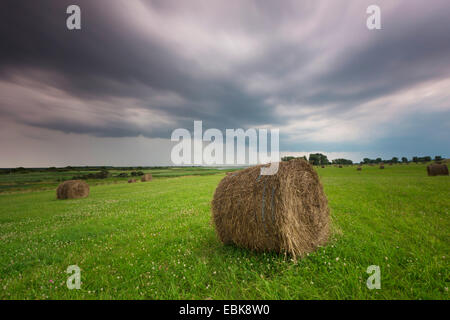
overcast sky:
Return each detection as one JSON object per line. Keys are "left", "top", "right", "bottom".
{"left": 1, "top": 0, "right": 449, "bottom": 167}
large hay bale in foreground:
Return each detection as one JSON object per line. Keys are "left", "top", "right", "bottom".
{"left": 141, "top": 173, "right": 152, "bottom": 182}
{"left": 56, "top": 180, "right": 89, "bottom": 200}
{"left": 212, "top": 159, "right": 330, "bottom": 259}
{"left": 427, "top": 164, "right": 449, "bottom": 176}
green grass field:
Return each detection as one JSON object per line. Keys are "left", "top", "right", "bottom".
{"left": 0, "top": 164, "right": 448, "bottom": 299}
{"left": 0, "top": 167, "right": 230, "bottom": 193}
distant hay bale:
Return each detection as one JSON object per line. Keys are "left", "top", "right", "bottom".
{"left": 357, "top": 167, "right": 362, "bottom": 171}
{"left": 211, "top": 159, "right": 330, "bottom": 259}
{"left": 141, "top": 173, "right": 152, "bottom": 182}
{"left": 56, "top": 180, "right": 89, "bottom": 200}
{"left": 427, "top": 163, "right": 449, "bottom": 176}
{"left": 321, "top": 165, "right": 325, "bottom": 168}
{"left": 379, "top": 165, "right": 385, "bottom": 169}
{"left": 128, "top": 179, "right": 137, "bottom": 183}
{"left": 338, "top": 165, "right": 343, "bottom": 168}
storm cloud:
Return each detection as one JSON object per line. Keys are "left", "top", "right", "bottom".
{"left": 0, "top": 0, "right": 449, "bottom": 166}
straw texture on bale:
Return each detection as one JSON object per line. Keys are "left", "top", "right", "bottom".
{"left": 427, "top": 164, "right": 449, "bottom": 176}
{"left": 212, "top": 159, "right": 329, "bottom": 259}
{"left": 56, "top": 180, "right": 89, "bottom": 200}
{"left": 141, "top": 174, "right": 152, "bottom": 182}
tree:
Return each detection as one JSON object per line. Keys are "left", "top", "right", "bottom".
{"left": 434, "top": 155, "right": 443, "bottom": 161}
{"left": 401, "top": 157, "right": 408, "bottom": 163}
{"left": 281, "top": 156, "right": 307, "bottom": 162}
{"left": 319, "top": 154, "right": 330, "bottom": 165}
{"left": 308, "top": 153, "right": 329, "bottom": 165}
{"left": 308, "top": 154, "right": 320, "bottom": 165}
{"left": 332, "top": 158, "right": 353, "bottom": 165}
{"left": 391, "top": 157, "right": 398, "bottom": 164}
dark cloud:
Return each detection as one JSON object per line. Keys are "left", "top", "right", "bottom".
{"left": 0, "top": 0, "right": 449, "bottom": 159}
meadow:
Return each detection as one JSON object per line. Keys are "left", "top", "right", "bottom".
{"left": 0, "top": 164, "right": 448, "bottom": 299}
{"left": 0, "top": 167, "right": 227, "bottom": 193}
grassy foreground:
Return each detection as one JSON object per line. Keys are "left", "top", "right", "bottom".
{"left": 0, "top": 164, "right": 448, "bottom": 299}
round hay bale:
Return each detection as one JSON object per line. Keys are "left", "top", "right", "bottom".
{"left": 321, "top": 165, "right": 325, "bottom": 168}
{"left": 128, "top": 179, "right": 137, "bottom": 183}
{"left": 56, "top": 180, "right": 89, "bottom": 200}
{"left": 427, "top": 163, "right": 449, "bottom": 176}
{"left": 357, "top": 167, "right": 362, "bottom": 171}
{"left": 211, "top": 159, "right": 329, "bottom": 259}
{"left": 141, "top": 173, "right": 152, "bottom": 182}
{"left": 379, "top": 165, "right": 385, "bottom": 169}
{"left": 338, "top": 165, "right": 343, "bottom": 168}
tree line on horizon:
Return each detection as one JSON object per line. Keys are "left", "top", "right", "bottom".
{"left": 0, "top": 154, "right": 446, "bottom": 174}
{"left": 0, "top": 166, "right": 168, "bottom": 175}
{"left": 281, "top": 154, "right": 445, "bottom": 166}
